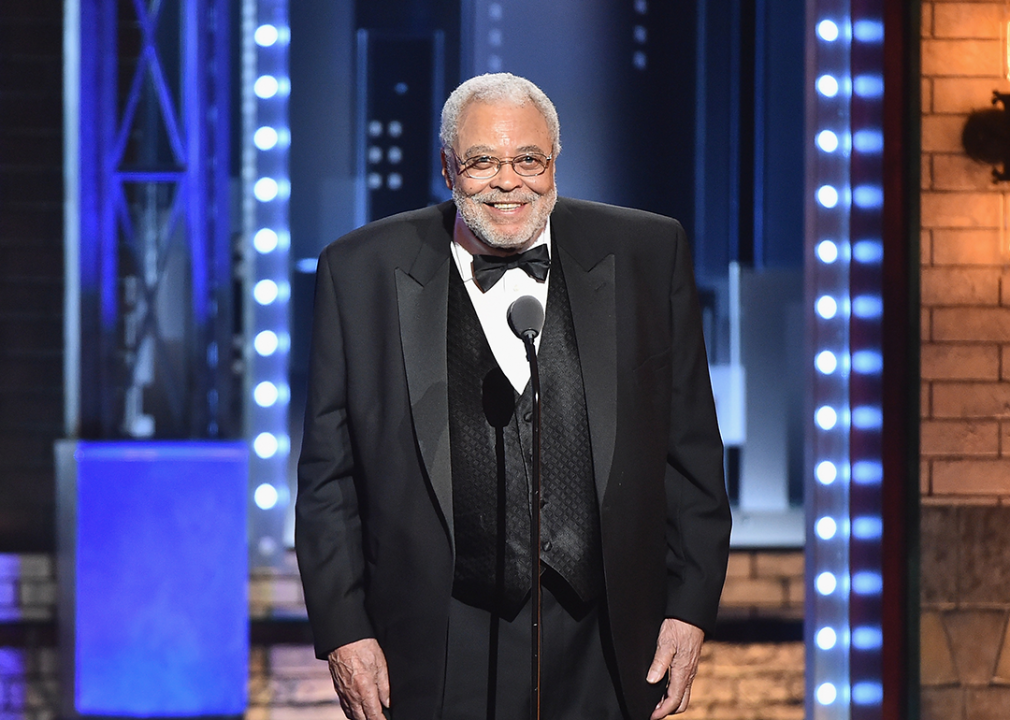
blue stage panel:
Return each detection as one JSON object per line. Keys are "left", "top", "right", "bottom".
{"left": 70, "top": 441, "right": 248, "bottom": 716}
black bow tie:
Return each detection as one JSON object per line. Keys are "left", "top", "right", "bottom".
{"left": 471, "top": 244, "right": 551, "bottom": 292}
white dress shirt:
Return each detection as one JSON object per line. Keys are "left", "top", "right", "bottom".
{"left": 450, "top": 219, "right": 551, "bottom": 394}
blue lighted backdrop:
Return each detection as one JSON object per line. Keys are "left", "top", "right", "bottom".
{"left": 60, "top": 442, "right": 248, "bottom": 717}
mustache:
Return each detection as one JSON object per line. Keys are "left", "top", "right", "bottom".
{"left": 466, "top": 189, "right": 540, "bottom": 205}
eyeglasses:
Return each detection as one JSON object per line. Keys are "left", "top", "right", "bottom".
{"left": 451, "top": 150, "right": 553, "bottom": 179}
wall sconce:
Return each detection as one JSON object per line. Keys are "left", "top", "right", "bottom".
{"left": 962, "top": 92, "right": 1010, "bottom": 182}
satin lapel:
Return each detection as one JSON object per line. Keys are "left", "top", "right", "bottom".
{"left": 395, "top": 220, "right": 453, "bottom": 547}
{"left": 557, "top": 244, "right": 616, "bottom": 505}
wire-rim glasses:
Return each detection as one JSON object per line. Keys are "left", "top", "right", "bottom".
{"left": 451, "top": 150, "right": 553, "bottom": 179}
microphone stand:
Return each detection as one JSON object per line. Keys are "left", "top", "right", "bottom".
{"left": 507, "top": 294, "right": 545, "bottom": 720}
{"left": 520, "top": 329, "right": 542, "bottom": 720}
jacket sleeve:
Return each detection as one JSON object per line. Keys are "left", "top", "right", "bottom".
{"left": 663, "top": 224, "right": 732, "bottom": 634}
{"left": 295, "top": 248, "right": 375, "bottom": 659}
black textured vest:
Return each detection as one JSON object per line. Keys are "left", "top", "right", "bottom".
{"left": 447, "top": 259, "right": 604, "bottom": 618}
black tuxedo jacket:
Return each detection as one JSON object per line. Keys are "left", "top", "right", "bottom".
{"left": 296, "top": 197, "right": 731, "bottom": 719}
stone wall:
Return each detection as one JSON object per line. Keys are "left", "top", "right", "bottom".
{"left": 921, "top": 2, "right": 1010, "bottom": 719}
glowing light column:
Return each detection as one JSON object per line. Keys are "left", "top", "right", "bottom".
{"left": 807, "top": 10, "right": 852, "bottom": 719}
{"left": 244, "top": 0, "right": 290, "bottom": 565}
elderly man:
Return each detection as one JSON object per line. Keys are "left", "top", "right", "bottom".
{"left": 296, "top": 73, "right": 731, "bottom": 720}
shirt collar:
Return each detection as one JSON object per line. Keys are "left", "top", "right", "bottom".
{"left": 451, "top": 218, "right": 552, "bottom": 284}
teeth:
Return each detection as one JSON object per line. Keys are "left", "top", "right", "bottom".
{"left": 491, "top": 203, "right": 521, "bottom": 210}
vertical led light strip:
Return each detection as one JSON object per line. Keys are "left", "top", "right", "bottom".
{"left": 245, "top": 0, "right": 291, "bottom": 564}
{"left": 808, "top": 5, "right": 852, "bottom": 718}
{"left": 846, "top": 9, "right": 886, "bottom": 716}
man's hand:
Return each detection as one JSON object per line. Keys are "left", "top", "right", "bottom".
{"left": 327, "top": 638, "right": 390, "bottom": 720}
{"left": 646, "top": 618, "right": 705, "bottom": 718}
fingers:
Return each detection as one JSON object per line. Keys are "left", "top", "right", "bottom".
{"left": 650, "top": 657, "right": 696, "bottom": 719}
{"left": 647, "top": 619, "right": 705, "bottom": 718}
{"left": 665, "top": 646, "right": 697, "bottom": 713}
{"left": 647, "top": 634, "right": 674, "bottom": 684}
{"left": 328, "top": 639, "right": 390, "bottom": 720}
{"left": 377, "top": 654, "right": 391, "bottom": 709}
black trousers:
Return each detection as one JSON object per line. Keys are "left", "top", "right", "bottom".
{"left": 438, "top": 573, "right": 627, "bottom": 720}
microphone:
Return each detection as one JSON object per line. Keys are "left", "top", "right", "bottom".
{"left": 507, "top": 296, "right": 545, "bottom": 341}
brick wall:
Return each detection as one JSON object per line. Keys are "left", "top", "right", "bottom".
{"left": 0, "top": 550, "right": 801, "bottom": 719}
{"left": 921, "top": 2, "right": 1010, "bottom": 718}
{"left": 680, "top": 550, "right": 804, "bottom": 720}
{"left": 0, "top": 555, "right": 57, "bottom": 720}
{"left": 248, "top": 550, "right": 804, "bottom": 720}
{"left": 719, "top": 550, "right": 804, "bottom": 622}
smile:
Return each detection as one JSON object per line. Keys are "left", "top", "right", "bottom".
{"left": 486, "top": 202, "right": 525, "bottom": 211}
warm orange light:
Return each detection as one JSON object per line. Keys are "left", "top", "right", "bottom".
{"left": 1001, "top": 20, "right": 1010, "bottom": 79}
{"left": 1004, "top": 15, "right": 1010, "bottom": 80}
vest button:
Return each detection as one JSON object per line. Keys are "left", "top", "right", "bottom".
{"left": 523, "top": 411, "right": 532, "bottom": 422}
{"left": 541, "top": 539, "right": 552, "bottom": 552}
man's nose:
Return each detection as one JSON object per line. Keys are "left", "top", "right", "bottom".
{"left": 490, "top": 161, "right": 523, "bottom": 191}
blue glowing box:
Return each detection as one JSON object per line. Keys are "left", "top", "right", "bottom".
{"left": 56, "top": 441, "right": 248, "bottom": 718}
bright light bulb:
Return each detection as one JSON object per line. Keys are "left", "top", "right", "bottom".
{"left": 816, "top": 75, "right": 839, "bottom": 97}
{"left": 816, "top": 240, "right": 839, "bottom": 263}
{"left": 815, "top": 627, "right": 837, "bottom": 650}
{"left": 816, "top": 406, "right": 838, "bottom": 430}
{"left": 815, "top": 350, "right": 838, "bottom": 374}
{"left": 254, "top": 280, "right": 279, "bottom": 305}
{"left": 254, "top": 75, "right": 279, "bottom": 98}
{"left": 254, "top": 228, "right": 279, "bottom": 254}
{"left": 254, "top": 483, "right": 279, "bottom": 509}
{"left": 254, "top": 331, "right": 279, "bottom": 356}
{"left": 254, "top": 126, "right": 279, "bottom": 150}
{"left": 816, "top": 295, "right": 838, "bottom": 319}
{"left": 254, "top": 432, "right": 279, "bottom": 458}
{"left": 817, "top": 20, "right": 839, "bottom": 41}
{"left": 816, "top": 571, "right": 837, "bottom": 595}
{"left": 815, "top": 516, "right": 837, "bottom": 540}
{"left": 255, "top": 24, "right": 279, "bottom": 47}
{"left": 816, "top": 683, "right": 838, "bottom": 705}
{"left": 815, "top": 461, "right": 838, "bottom": 485}
{"left": 816, "top": 130, "right": 839, "bottom": 152}
{"left": 817, "top": 185, "right": 839, "bottom": 208}
{"left": 254, "top": 178, "right": 279, "bottom": 202}
{"left": 254, "top": 381, "right": 279, "bottom": 407}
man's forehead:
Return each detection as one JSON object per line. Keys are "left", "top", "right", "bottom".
{"left": 456, "top": 101, "right": 551, "bottom": 146}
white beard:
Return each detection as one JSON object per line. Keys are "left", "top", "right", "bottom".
{"left": 452, "top": 182, "right": 558, "bottom": 251}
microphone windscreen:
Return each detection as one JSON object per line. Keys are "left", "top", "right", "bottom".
{"left": 507, "top": 296, "right": 545, "bottom": 339}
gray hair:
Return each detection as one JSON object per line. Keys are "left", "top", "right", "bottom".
{"left": 439, "top": 73, "right": 561, "bottom": 155}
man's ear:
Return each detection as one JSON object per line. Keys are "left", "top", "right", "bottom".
{"left": 440, "top": 149, "right": 452, "bottom": 190}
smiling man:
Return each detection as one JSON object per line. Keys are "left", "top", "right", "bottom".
{"left": 296, "top": 73, "right": 731, "bottom": 720}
